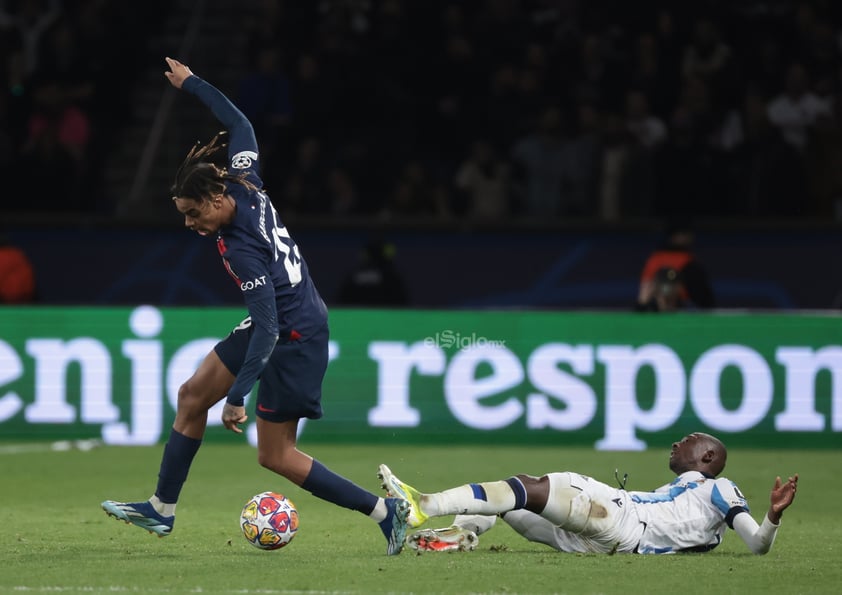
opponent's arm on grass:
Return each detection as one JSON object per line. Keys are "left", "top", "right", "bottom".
{"left": 732, "top": 474, "right": 798, "bottom": 554}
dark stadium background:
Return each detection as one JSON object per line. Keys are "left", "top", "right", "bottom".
{"left": 2, "top": 0, "right": 841, "bottom": 310}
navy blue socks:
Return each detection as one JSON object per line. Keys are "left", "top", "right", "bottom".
{"left": 155, "top": 429, "right": 202, "bottom": 504}
{"left": 301, "top": 459, "right": 378, "bottom": 515}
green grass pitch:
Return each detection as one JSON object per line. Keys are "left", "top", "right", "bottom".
{"left": 1, "top": 441, "right": 839, "bottom": 594}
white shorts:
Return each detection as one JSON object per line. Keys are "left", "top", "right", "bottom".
{"left": 503, "top": 472, "right": 645, "bottom": 554}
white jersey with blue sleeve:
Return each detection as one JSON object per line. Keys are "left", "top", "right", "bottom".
{"left": 471, "top": 470, "right": 779, "bottom": 556}
{"left": 630, "top": 471, "right": 749, "bottom": 554}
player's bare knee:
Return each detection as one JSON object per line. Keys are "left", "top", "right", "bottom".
{"left": 256, "top": 450, "right": 280, "bottom": 473}
{"left": 515, "top": 474, "right": 550, "bottom": 513}
{"left": 176, "top": 381, "right": 212, "bottom": 415}
{"left": 256, "top": 450, "right": 291, "bottom": 476}
{"left": 175, "top": 383, "right": 196, "bottom": 415}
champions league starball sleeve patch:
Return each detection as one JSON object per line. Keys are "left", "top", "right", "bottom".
{"left": 711, "top": 480, "right": 749, "bottom": 517}
{"left": 231, "top": 151, "right": 258, "bottom": 169}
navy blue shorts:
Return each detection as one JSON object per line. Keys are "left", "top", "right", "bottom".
{"left": 214, "top": 317, "right": 328, "bottom": 423}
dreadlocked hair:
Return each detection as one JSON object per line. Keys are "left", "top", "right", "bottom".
{"left": 170, "top": 131, "right": 258, "bottom": 200}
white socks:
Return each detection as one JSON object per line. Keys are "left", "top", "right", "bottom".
{"left": 150, "top": 495, "right": 176, "bottom": 517}
{"left": 368, "top": 498, "right": 388, "bottom": 523}
{"left": 422, "top": 478, "right": 525, "bottom": 517}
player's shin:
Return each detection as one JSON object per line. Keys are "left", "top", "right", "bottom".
{"left": 154, "top": 429, "right": 202, "bottom": 513}
{"left": 426, "top": 477, "right": 527, "bottom": 517}
{"left": 452, "top": 514, "right": 498, "bottom": 535}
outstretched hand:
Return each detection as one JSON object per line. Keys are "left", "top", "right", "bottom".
{"left": 767, "top": 474, "right": 798, "bottom": 524}
{"left": 164, "top": 56, "right": 193, "bottom": 89}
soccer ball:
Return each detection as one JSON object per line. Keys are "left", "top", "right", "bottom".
{"left": 240, "top": 491, "right": 299, "bottom": 550}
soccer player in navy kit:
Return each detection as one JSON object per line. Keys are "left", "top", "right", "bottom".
{"left": 379, "top": 433, "right": 798, "bottom": 555}
{"left": 102, "top": 57, "right": 410, "bottom": 555}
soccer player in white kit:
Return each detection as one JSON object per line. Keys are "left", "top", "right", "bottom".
{"left": 378, "top": 432, "right": 798, "bottom": 555}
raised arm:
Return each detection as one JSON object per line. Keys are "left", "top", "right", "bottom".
{"left": 164, "top": 56, "right": 192, "bottom": 89}
{"left": 164, "top": 57, "right": 258, "bottom": 164}
{"left": 733, "top": 474, "right": 798, "bottom": 555}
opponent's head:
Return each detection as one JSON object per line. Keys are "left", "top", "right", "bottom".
{"left": 171, "top": 132, "right": 254, "bottom": 236}
{"left": 668, "top": 432, "right": 727, "bottom": 477}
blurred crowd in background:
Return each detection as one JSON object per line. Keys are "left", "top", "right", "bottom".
{"left": 0, "top": 0, "right": 169, "bottom": 213}
{"left": 2, "top": 0, "right": 842, "bottom": 224}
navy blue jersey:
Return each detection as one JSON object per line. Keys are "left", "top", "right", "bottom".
{"left": 182, "top": 75, "right": 328, "bottom": 405}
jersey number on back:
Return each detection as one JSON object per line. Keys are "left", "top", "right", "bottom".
{"left": 272, "top": 225, "right": 303, "bottom": 286}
